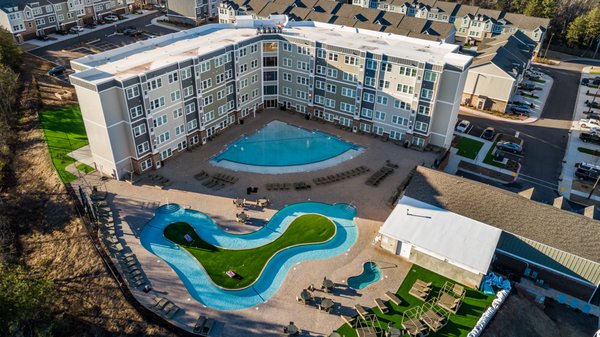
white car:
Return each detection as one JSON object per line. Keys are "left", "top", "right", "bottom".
{"left": 455, "top": 120, "right": 470, "bottom": 133}
{"left": 527, "top": 69, "right": 543, "bottom": 78}
{"left": 580, "top": 118, "right": 600, "bottom": 128}
{"left": 104, "top": 14, "right": 119, "bottom": 21}
{"left": 69, "top": 25, "right": 84, "bottom": 33}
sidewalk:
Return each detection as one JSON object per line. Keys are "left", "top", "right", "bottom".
{"left": 25, "top": 10, "right": 158, "bottom": 49}
{"left": 150, "top": 15, "right": 183, "bottom": 31}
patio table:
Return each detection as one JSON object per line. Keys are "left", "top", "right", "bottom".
{"left": 322, "top": 278, "right": 334, "bottom": 291}
{"left": 300, "top": 289, "right": 312, "bottom": 302}
{"left": 320, "top": 298, "right": 334, "bottom": 312}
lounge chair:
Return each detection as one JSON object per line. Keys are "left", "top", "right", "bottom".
{"left": 402, "top": 318, "right": 428, "bottom": 337}
{"left": 341, "top": 314, "right": 357, "bottom": 326}
{"left": 413, "top": 282, "right": 432, "bottom": 292}
{"left": 354, "top": 304, "right": 368, "bottom": 319}
{"left": 165, "top": 305, "right": 180, "bottom": 319}
{"left": 194, "top": 316, "right": 207, "bottom": 333}
{"left": 415, "top": 280, "right": 432, "bottom": 288}
{"left": 375, "top": 298, "right": 389, "bottom": 313}
{"left": 409, "top": 284, "right": 430, "bottom": 301}
{"left": 420, "top": 308, "right": 447, "bottom": 332}
{"left": 385, "top": 291, "right": 402, "bottom": 306}
{"left": 437, "top": 293, "right": 461, "bottom": 313}
{"left": 452, "top": 284, "right": 465, "bottom": 296}
{"left": 200, "top": 318, "right": 215, "bottom": 336}
{"left": 152, "top": 297, "right": 169, "bottom": 310}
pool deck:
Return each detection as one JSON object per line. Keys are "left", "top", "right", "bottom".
{"left": 74, "top": 109, "right": 436, "bottom": 336}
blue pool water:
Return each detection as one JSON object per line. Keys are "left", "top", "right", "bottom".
{"left": 139, "top": 202, "right": 358, "bottom": 310}
{"left": 212, "top": 120, "right": 361, "bottom": 167}
{"left": 347, "top": 262, "right": 382, "bottom": 290}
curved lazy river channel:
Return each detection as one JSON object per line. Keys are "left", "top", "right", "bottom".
{"left": 140, "top": 202, "right": 358, "bottom": 310}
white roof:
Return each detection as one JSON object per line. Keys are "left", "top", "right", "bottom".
{"left": 379, "top": 196, "right": 502, "bottom": 274}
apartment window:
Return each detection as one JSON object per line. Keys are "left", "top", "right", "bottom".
{"left": 297, "top": 61, "right": 309, "bottom": 71}
{"left": 168, "top": 71, "right": 179, "bottom": 83}
{"left": 328, "top": 53, "right": 338, "bottom": 62}
{"left": 394, "top": 100, "right": 411, "bottom": 111}
{"left": 364, "top": 76, "right": 375, "bottom": 87}
{"left": 263, "top": 56, "right": 277, "bottom": 67}
{"left": 185, "top": 103, "right": 196, "bottom": 114}
{"left": 225, "top": 69, "right": 232, "bottom": 79}
{"left": 397, "top": 84, "right": 414, "bottom": 94}
{"left": 263, "top": 42, "right": 278, "bottom": 52}
{"left": 263, "top": 71, "right": 277, "bottom": 81}
{"left": 399, "top": 66, "right": 417, "bottom": 77}
{"left": 133, "top": 124, "right": 146, "bottom": 137}
{"left": 129, "top": 105, "right": 143, "bottom": 119}
{"left": 390, "top": 130, "right": 403, "bottom": 140}
{"left": 203, "top": 95, "right": 213, "bottom": 106}
{"left": 141, "top": 158, "right": 152, "bottom": 171}
{"left": 228, "top": 100, "right": 235, "bottom": 110}
{"left": 125, "top": 86, "right": 140, "bottom": 99}
{"left": 283, "top": 58, "right": 292, "bottom": 67}
{"left": 204, "top": 110, "right": 214, "bottom": 122}
{"left": 283, "top": 73, "right": 292, "bottom": 82}
{"left": 54, "top": 4, "right": 62, "bottom": 10}
{"left": 373, "top": 125, "right": 384, "bottom": 135}
{"left": 250, "top": 44, "right": 258, "bottom": 53}
{"left": 239, "top": 47, "right": 247, "bottom": 57}
{"left": 341, "top": 87, "right": 357, "bottom": 98}
{"left": 150, "top": 97, "right": 165, "bottom": 110}
{"left": 363, "top": 92, "right": 374, "bottom": 103}
{"left": 325, "top": 83, "right": 337, "bottom": 94}
{"left": 297, "top": 76, "right": 310, "bottom": 86}
{"left": 282, "top": 42, "right": 292, "bottom": 52}
{"left": 366, "top": 59, "right": 377, "bottom": 70}
{"left": 187, "top": 119, "right": 198, "bottom": 130}
{"left": 381, "top": 63, "right": 392, "bottom": 72}
{"left": 170, "top": 90, "right": 181, "bottom": 102}
{"left": 340, "top": 102, "right": 355, "bottom": 113}
{"left": 283, "top": 87, "right": 291, "bottom": 96}
{"left": 412, "top": 137, "right": 425, "bottom": 147}
{"left": 153, "top": 114, "right": 168, "bottom": 127}
{"left": 148, "top": 78, "right": 162, "bottom": 91}
{"left": 173, "top": 108, "right": 183, "bottom": 118}
{"left": 414, "top": 121, "right": 428, "bottom": 132}
{"left": 200, "top": 61, "right": 211, "bottom": 73}
{"left": 297, "top": 45, "right": 310, "bottom": 55}
{"left": 361, "top": 108, "right": 373, "bottom": 118}
{"left": 239, "top": 64, "right": 248, "bottom": 73}
{"left": 218, "top": 104, "right": 227, "bottom": 116}
{"left": 184, "top": 86, "right": 194, "bottom": 97}
{"left": 137, "top": 142, "right": 150, "bottom": 156}
{"left": 421, "top": 88, "right": 433, "bottom": 100}
{"left": 424, "top": 70, "right": 437, "bottom": 82}
{"left": 216, "top": 73, "right": 225, "bottom": 84}
{"left": 35, "top": 18, "right": 45, "bottom": 25}
{"left": 157, "top": 131, "right": 170, "bottom": 145}
{"left": 263, "top": 86, "right": 276, "bottom": 95}
{"left": 375, "top": 110, "right": 386, "bottom": 121}
{"left": 377, "top": 95, "right": 388, "bottom": 105}
{"left": 317, "top": 49, "right": 326, "bottom": 58}
{"left": 160, "top": 148, "right": 172, "bottom": 160}
{"left": 379, "top": 80, "right": 390, "bottom": 89}
{"left": 201, "top": 79, "right": 212, "bottom": 90}
{"left": 314, "top": 95, "right": 324, "bottom": 104}
{"left": 326, "top": 68, "right": 338, "bottom": 78}
{"left": 217, "top": 89, "right": 225, "bottom": 100}
{"left": 418, "top": 105, "right": 430, "bottom": 115}
{"left": 324, "top": 98, "right": 336, "bottom": 108}
{"left": 48, "top": 16, "right": 55, "bottom": 23}
{"left": 179, "top": 67, "right": 191, "bottom": 80}
{"left": 391, "top": 115, "right": 409, "bottom": 127}
{"left": 343, "top": 72, "right": 358, "bottom": 82}
{"left": 344, "top": 56, "right": 358, "bottom": 66}
{"left": 57, "top": 14, "right": 64, "bottom": 21}
{"left": 359, "top": 123, "right": 371, "bottom": 133}
{"left": 316, "top": 65, "right": 326, "bottom": 75}
{"left": 296, "top": 90, "right": 308, "bottom": 101}
{"left": 251, "top": 59, "right": 259, "bottom": 69}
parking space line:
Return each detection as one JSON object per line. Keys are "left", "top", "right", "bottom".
{"left": 518, "top": 173, "right": 558, "bottom": 190}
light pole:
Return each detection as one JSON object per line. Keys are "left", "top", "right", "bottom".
{"left": 593, "top": 33, "right": 600, "bottom": 59}
{"left": 543, "top": 32, "right": 554, "bottom": 59}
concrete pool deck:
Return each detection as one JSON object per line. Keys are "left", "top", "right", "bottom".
{"left": 73, "top": 109, "right": 436, "bottom": 336}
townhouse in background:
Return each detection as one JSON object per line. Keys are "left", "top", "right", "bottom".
{"left": 0, "top": 0, "right": 136, "bottom": 42}
{"left": 462, "top": 31, "right": 536, "bottom": 112}
{"left": 380, "top": 166, "right": 600, "bottom": 307}
{"left": 217, "top": 0, "right": 457, "bottom": 43}
{"left": 352, "top": 0, "right": 550, "bottom": 48}
{"left": 166, "top": 0, "right": 220, "bottom": 24}
{"left": 69, "top": 15, "right": 472, "bottom": 179}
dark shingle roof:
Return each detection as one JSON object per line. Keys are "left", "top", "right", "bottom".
{"left": 404, "top": 166, "right": 600, "bottom": 264}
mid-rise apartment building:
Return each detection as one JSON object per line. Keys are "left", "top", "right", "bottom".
{"left": 166, "top": 0, "right": 220, "bottom": 24}
{"left": 352, "top": 0, "right": 550, "bottom": 47}
{"left": 0, "top": 0, "right": 134, "bottom": 41}
{"left": 69, "top": 15, "right": 471, "bottom": 179}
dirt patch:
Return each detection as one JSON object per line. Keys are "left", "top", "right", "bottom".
{"left": 3, "top": 53, "right": 175, "bottom": 336}
{"left": 483, "top": 289, "right": 596, "bottom": 337}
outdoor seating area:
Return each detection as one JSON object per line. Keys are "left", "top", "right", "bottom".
{"left": 151, "top": 296, "right": 180, "bottom": 319}
{"left": 436, "top": 281, "right": 465, "bottom": 314}
{"left": 233, "top": 198, "right": 245, "bottom": 208}
{"left": 202, "top": 173, "right": 239, "bottom": 190}
{"left": 256, "top": 198, "right": 270, "bottom": 208}
{"left": 293, "top": 181, "right": 312, "bottom": 190}
{"left": 409, "top": 279, "right": 433, "bottom": 301}
{"left": 265, "top": 183, "right": 292, "bottom": 191}
{"left": 235, "top": 212, "right": 250, "bottom": 223}
{"left": 193, "top": 315, "right": 216, "bottom": 336}
{"left": 365, "top": 164, "right": 396, "bottom": 187}
{"left": 148, "top": 174, "right": 173, "bottom": 187}
{"left": 313, "top": 166, "right": 371, "bottom": 186}
{"left": 295, "top": 283, "right": 337, "bottom": 313}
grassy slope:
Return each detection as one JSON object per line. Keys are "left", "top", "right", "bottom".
{"left": 456, "top": 137, "right": 484, "bottom": 160}
{"left": 39, "top": 106, "right": 88, "bottom": 183}
{"left": 337, "top": 265, "right": 494, "bottom": 337}
{"left": 164, "top": 214, "right": 336, "bottom": 289}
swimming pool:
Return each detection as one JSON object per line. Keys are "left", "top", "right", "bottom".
{"left": 347, "top": 262, "right": 382, "bottom": 290}
{"left": 210, "top": 120, "right": 363, "bottom": 173}
{"left": 140, "top": 202, "right": 358, "bottom": 310}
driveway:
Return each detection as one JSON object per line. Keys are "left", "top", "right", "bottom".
{"left": 459, "top": 66, "right": 580, "bottom": 203}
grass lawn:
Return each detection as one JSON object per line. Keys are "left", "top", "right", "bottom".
{"left": 455, "top": 137, "right": 484, "bottom": 160}
{"left": 482, "top": 142, "right": 507, "bottom": 169}
{"left": 521, "top": 93, "right": 539, "bottom": 99}
{"left": 578, "top": 147, "right": 600, "bottom": 156}
{"left": 530, "top": 78, "right": 546, "bottom": 83}
{"left": 164, "top": 214, "right": 335, "bottom": 289}
{"left": 39, "top": 106, "right": 88, "bottom": 183}
{"left": 76, "top": 163, "right": 95, "bottom": 173}
{"left": 337, "top": 265, "right": 495, "bottom": 337}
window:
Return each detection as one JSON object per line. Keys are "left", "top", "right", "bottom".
{"left": 170, "top": 90, "right": 181, "bottom": 102}
{"left": 129, "top": 105, "right": 143, "bottom": 119}
{"left": 414, "top": 121, "right": 428, "bottom": 132}
{"left": 424, "top": 70, "right": 437, "bottom": 82}
{"left": 399, "top": 66, "right": 417, "bottom": 77}
{"left": 375, "top": 110, "right": 386, "bottom": 121}
{"left": 418, "top": 105, "right": 430, "bottom": 115}
{"left": 317, "top": 49, "right": 326, "bottom": 58}
{"left": 373, "top": 125, "right": 384, "bottom": 135}
{"left": 343, "top": 72, "right": 358, "bottom": 82}
{"left": 168, "top": 71, "right": 178, "bottom": 83}
{"left": 157, "top": 131, "right": 170, "bottom": 145}
{"left": 239, "top": 64, "right": 248, "bottom": 73}
{"left": 324, "top": 98, "right": 336, "bottom": 108}
{"left": 283, "top": 73, "right": 292, "bottom": 82}
{"left": 203, "top": 95, "right": 213, "bottom": 106}
{"left": 366, "top": 59, "right": 377, "bottom": 70}
{"left": 173, "top": 108, "right": 183, "bottom": 118}
{"left": 297, "top": 61, "right": 309, "bottom": 71}
{"left": 377, "top": 95, "right": 388, "bottom": 105}
{"left": 340, "top": 102, "right": 355, "bottom": 113}
{"left": 360, "top": 123, "right": 371, "bottom": 133}
{"left": 250, "top": 44, "right": 258, "bottom": 53}
{"left": 363, "top": 92, "right": 374, "bottom": 103}
{"left": 344, "top": 56, "right": 358, "bottom": 65}
{"left": 394, "top": 100, "right": 411, "bottom": 111}
{"left": 263, "top": 71, "right": 277, "bottom": 81}
{"left": 204, "top": 110, "right": 214, "bottom": 122}
{"left": 421, "top": 88, "right": 433, "bottom": 100}
{"left": 325, "top": 83, "right": 337, "bottom": 94}
{"left": 239, "top": 47, "right": 247, "bottom": 57}
{"left": 201, "top": 79, "right": 212, "bottom": 90}
{"left": 48, "top": 16, "right": 55, "bottom": 23}
{"left": 160, "top": 148, "right": 172, "bottom": 160}
{"left": 364, "top": 76, "right": 375, "bottom": 87}
{"left": 153, "top": 114, "right": 167, "bottom": 127}
{"left": 361, "top": 108, "right": 373, "bottom": 118}
{"left": 263, "top": 56, "right": 277, "bottom": 67}
{"left": 126, "top": 86, "right": 140, "bottom": 99}
{"left": 141, "top": 158, "right": 152, "bottom": 171}
{"left": 326, "top": 68, "right": 338, "bottom": 78}
{"left": 412, "top": 137, "right": 425, "bottom": 147}
{"left": 187, "top": 119, "right": 198, "bottom": 130}
{"left": 381, "top": 63, "right": 392, "bottom": 72}
{"left": 263, "top": 42, "right": 278, "bottom": 52}
{"left": 316, "top": 65, "right": 326, "bottom": 75}
{"left": 328, "top": 53, "right": 338, "bottom": 61}
{"left": 397, "top": 84, "right": 414, "bottom": 94}
{"left": 297, "top": 45, "right": 310, "bottom": 55}
{"left": 251, "top": 59, "right": 259, "bottom": 69}
{"left": 200, "top": 61, "right": 211, "bottom": 73}
{"left": 282, "top": 42, "right": 292, "bottom": 52}
{"left": 217, "top": 89, "right": 225, "bottom": 100}
{"left": 341, "top": 87, "right": 357, "bottom": 98}
{"left": 283, "top": 58, "right": 292, "bottom": 67}
{"left": 184, "top": 86, "right": 194, "bottom": 97}
{"left": 296, "top": 90, "right": 308, "bottom": 101}
{"left": 148, "top": 78, "right": 162, "bottom": 91}
{"left": 314, "top": 95, "right": 324, "bottom": 104}
{"left": 283, "top": 87, "right": 291, "bottom": 96}
{"left": 216, "top": 73, "right": 225, "bottom": 84}
{"left": 379, "top": 80, "right": 390, "bottom": 89}
{"left": 391, "top": 115, "right": 409, "bottom": 126}
{"left": 133, "top": 124, "right": 146, "bottom": 137}
{"left": 297, "top": 76, "right": 309, "bottom": 86}
{"left": 150, "top": 97, "right": 165, "bottom": 110}
{"left": 185, "top": 103, "right": 196, "bottom": 114}
{"left": 137, "top": 142, "right": 150, "bottom": 155}
{"left": 390, "top": 130, "right": 403, "bottom": 140}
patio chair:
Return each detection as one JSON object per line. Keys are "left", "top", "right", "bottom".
{"left": 341, "top": 314, "right": 357, "bottom": 326}
{"left": 409, "top": 284, "right": 430, "bottom": 301}
{"left": 415, "top": 280, "right": 432, "bottom": 288}
{"left": 151, "top": 297, "right": 169, "bottom": 310}
{"left": 385, "top": 291, "right": 402, "bottom": 306}
{"left": 402, "top": 318, "right": 428, "bottom": 337}
{"left": 420, "top": 307, "right": 448, "bottom": 333}
{"left": 437, "top": 293, "right": 461, "bottom": 314}
{"left": 200, "top": 318, "right": 215, "bottom": 336}
{"left": 354, "top": 304, "right": 369, "bottom": 319}
{"left": 375, "top": 298, "right": 389, "bottom": 314}
{"left": 194, "top": 316, "right": 207, "bottom": 333}
{"left": 165, "top": 304, "right": 180, "bottom": 319}
{"left": 413, "top": 282, "right": 432, "bottom": 292}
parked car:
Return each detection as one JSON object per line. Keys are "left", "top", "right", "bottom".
{"left": 36, "top": 34, "right": 50, "bottom": 41}
{"left": 69, "top": 25, "right": 84, "bottom": 34}
{"left": 527, "top": 69, "right": 543, "bottom": 77}
{"left": 104, "top": 14, "right": 119, "bottom": 21}
{"left": 575, "top": 163, "right": 600, "bottom": 182}
{"left": 583, "top": 77, "right": 600, "bottom": 86}
{"left": 123, "top": 26, "right": 142, "bottom": 36}
{"left": 585, "top": 100, "right": 600, "bottom": 109}
{"left": 580, "top": 132, "right": 600, "bottom": 144}
{"left": 519, "top": 83, "right": 536, "bottom": 91}
{"left": 48, "top": 65, "right": 66, "bottom": 76}
{"left": 579, "top": 118, "right": 600, "bottom": 128}
{"left": 584, "top": 112, "right": 600, "bottom": 120}
{"left": 481, "top": 127, "right": 495, "bottom": 141}
{"left": 455, "top": 120, "right": 470, "bottom": 133}
{"left": 496, "top": 141, "right": 523, "bottom": 154}
{"left": 510, "top": 105, "right": 531, "bottom": 115}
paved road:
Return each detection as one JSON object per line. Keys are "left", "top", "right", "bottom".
{"left": 459, "top": 66, "right": 580, "bottom": 203}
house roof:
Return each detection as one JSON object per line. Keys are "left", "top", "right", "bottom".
{"left": 471, "top": 31, "right": 534, "bottom": 76}
{"left": 380, "top": 195, "right": 502, "bottom": 274}
{"left": 503, "top": 12, "right": 550, "bottom": 31}
{"left": 431, "top": 1, "right": 459, "bottom": 16}
{"left": 454, "top": 4, "right": 480, "bottom": 18}
{"left": 403, "top": 166, "right": 600, "bottom": 264}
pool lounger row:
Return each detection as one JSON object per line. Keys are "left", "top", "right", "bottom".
{"left": 365, "top": 166, "right": 395, "bottom": 186}
{"left": 266, "top": 183, "right": 291, "bottom": 191}
{"left": 151, "top": 297, "right": 180, "bottom": 319}
{"left": 194, "top": 315, "right": 216, "bottom": 336}
{"left": 313, "top": 166, "right": 371, "bottom": 186}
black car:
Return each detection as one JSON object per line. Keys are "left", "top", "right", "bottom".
{"left": 580, "top": 132, "right": 600, "bottom": 144}
{"left": 585, "top": 100, "right": 600, "bottom": 109}
{"left": 575, "top": 163, "right": 600, "bottom": 182}
{"left": 481, "top": 127, "right": 495, "bottom": 141}
{"left": 123, "top": 26, "right": 142, "bottom": 36}
{"left": 519, "top": 83, "right": 536, "bottom": 91}
{"left": 48, "top": 65, "right": 66, "bottom": 76}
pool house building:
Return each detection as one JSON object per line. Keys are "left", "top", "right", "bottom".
{"left": 70, "top": 15, "right": 472, "bottom": 179}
